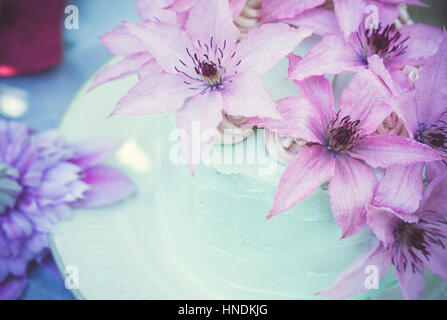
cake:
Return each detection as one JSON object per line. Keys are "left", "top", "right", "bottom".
{"left": 52, "top": 0, "right": 447, "bottom": 299}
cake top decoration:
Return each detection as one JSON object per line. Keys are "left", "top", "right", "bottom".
{"left": 88, "top": 0, "right": 447, "bottom": 299}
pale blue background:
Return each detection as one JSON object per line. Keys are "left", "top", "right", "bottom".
{"left": 0, "top": 0, "right": 444, "bottom": 300}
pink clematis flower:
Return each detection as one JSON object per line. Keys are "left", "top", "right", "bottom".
{"left": 111, "top": 0, "right": 312, "bottom": 174}
{"left": 248, "top": 57, "right": 444, "bottom": 237}
{"left": 288, "top": 5, "right": 443, "bottom": 81}
{"left": 90, "top": 0, "right": 249, "bottom": 91}
{"left": 0, "top": 0, "right": 65, "bottom": 76}
{"left": 317, "top": 172, "right": 447, "bottom": 300}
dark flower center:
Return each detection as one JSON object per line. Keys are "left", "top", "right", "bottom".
{"left": 175, "top": 37, "right": 241, "bottom": 94}
{"left": 198, "top": 61, "right": 219, "bottom": 78}
{"left": 391, "top": 216, "right": 447, "bottom": 273}
{"left": 415, "top": 117, "right": 447, "bottom": 153}
{"left": 356, "top": 24, "right": 409, "bottom": 63}
{"left": 326, "top": 113, "right": 365, "bottom": 153}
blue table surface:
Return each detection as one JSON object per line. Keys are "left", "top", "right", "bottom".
{"left": 0, "top": 0, "right": 139, "bottom": 300}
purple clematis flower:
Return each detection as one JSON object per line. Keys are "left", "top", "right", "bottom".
{"left": 288, "top": 4, "right": 443, "bottom": 81}
{"left": 0, "top": 0, "right": 65, "bottom": 76}
{"left": 111, "top": 0, "right": 312, "bottom": 174}
{"left": 0, "top": 120, "right": 135, "bottom": 299}
{"left": 247, "top": 57, "right": 444, "bottom": 237}
{"left": 317, "top": 172, "right": 447, "bottom": 300}
{"left": 391, "top": 33, "right": 447, "bottom": 182}
{"left": 89, "top": 0, "right": 247, "bottom": 91}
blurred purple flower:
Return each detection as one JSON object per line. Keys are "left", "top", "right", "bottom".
{"left": 0, "top": 0, "right": 65, "bottom": 76}
{"left": 0, "top": 120, "right": 135, "bottom": 299}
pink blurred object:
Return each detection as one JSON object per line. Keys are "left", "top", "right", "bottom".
{"left": 0, "top": 0, "right": 65, "bottom": 77}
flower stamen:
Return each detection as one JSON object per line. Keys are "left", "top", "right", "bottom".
{"left": 415, "top": 117, "right": 447, "bottom": 153}
{"left": 355, "top": 24, "right": 409, "bottom": 63}
{"left": 326, "top": 112, "right": 365, "bottom": 153}
{"left": 175, "top": 36, "right": 240, "bottom": 94}
{"left": 391, "top": 216, "right": 447, "bottom": 273}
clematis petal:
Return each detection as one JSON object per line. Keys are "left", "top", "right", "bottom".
{"left": 395, "top": 267, "right": 426, "bottom": 300}
{"left": 388, "top": 24, "right": 444, "bottom": 70}
{"left": 329, "top": 155, "right": 378, "bottom": 237}
{"left": 124, "top": 21, "right": 192, "bottom": 74}
{"left": 229, "top": 0, "right": 246, "bottom": 18}
{"left": 222, "top": 72, "right": 280, "bottom": 119}
{"left": 288, "top": 35, "right": 365, "bottom": 81}
{"left": 168, "top": 0, "right": 196, "bottom": 12}
{"left": 112, "top": 73, "right": 194, "bottom": 116}
{"left": 245, "top": 97, "right": 325, "bottom": 144}
{"left": 236, "top": 23, "right": 312, "bottom": 76}
{"left": 100, "top": 25, "right": 145, "bottom": 57}
{"left": 419, "top": 174, "right": 447, "bottom": 216}
{"left": 390, "top": 90, "right": 418, "bottom": 138}
{"left": 268, "top": 145, "right": 335, "bottom": 219}
{"left": 424, "top": 240, "right": 447, "bottom": 282}
{"left": 135, "top": 0, "right": 179, "bottom": 24}
{"left": 290, "top": 56, "right": 335, "bottom": 127}
{"left": 138, "top": 59, "right": 164, "bottom": 80}
{"left": 283, "top": 8, "right": 341, "bottom": 37}
{"left": 0, "top": 277, "right": 28, "bottom": 300}
{"left": 338, "top": 70, "right": 392, "bottom": 135}
{"left": 333, "top": 0, "right": 366, "bottom": 39}
{"left": 177, "top": 91, "right": 224, "bottom": 175}
{"left": 366, "top": 54, "right": 395, "bottom": 93}
{"left": 74, "top": 165, "right": 135, "bottom": 208}
{"left": 414, "top": 33, "right": 447, "bottom": 130}
{"left": 372, "top": 2, "right": 400, "bottom": 26}
{"left": 184, "top": 0, "right": 240, "bottom": 49}
{"left": 316, "top": 242, "right": 391, "bottom": 300}
{"left": 426, "top": 161, "right": 447, "bottom": 184}
{"left": 70, "top": 137, "right": 123, "bottom": 169}
{"left": 260, "top": 0, "right": 325, "bottom": 22}
{"left": 349, "top": 135, "right": 444, "bottom": 168}
{"left": 88, "top": 54, "right": 153, "bottom": 92}
{"left": 373, "top": 164, "right": 424, "bottom": 214}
